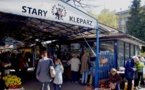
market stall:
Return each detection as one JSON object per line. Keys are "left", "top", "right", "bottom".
{"left": 0, "top": 0, "right": 99, "bottom": 89}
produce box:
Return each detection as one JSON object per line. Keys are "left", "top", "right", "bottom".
{"left": 5, "top": 87, "right": 24, "bottom": 90}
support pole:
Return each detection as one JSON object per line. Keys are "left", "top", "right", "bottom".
{"left": 95, "top": 29, "right": 99, "bottom": 88}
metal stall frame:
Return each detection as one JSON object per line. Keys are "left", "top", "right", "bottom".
{"left": 0, "top": 0, "right": 100, "bottom": 88}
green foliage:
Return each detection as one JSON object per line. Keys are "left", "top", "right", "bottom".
{"left": 141, "top": 46, "right": 145, "bottom": 53}
{"left": 126, "top": 0, "right": 145, "bottom": 41}
{"left": 90, "top": 9, "right": 119, "bottom": 29}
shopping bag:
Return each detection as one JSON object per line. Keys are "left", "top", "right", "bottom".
{"left": 50, "top": 66, "right": 56, "bottom": 78}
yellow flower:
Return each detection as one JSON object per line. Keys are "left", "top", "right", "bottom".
{"left": 0, "top": 72, "right": 1, "bottom": 75}
{"left": 3, "top": 75, "right": 22, "bottom": 87}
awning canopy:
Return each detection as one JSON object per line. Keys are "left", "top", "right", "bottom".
{"left": 0, "top": 0, "right": 100, "bottom": 44}
{"left": 0, "top": 0, "right": 98, "bottom": 29}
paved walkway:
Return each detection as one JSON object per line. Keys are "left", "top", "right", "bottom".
{"left": 20, "top": 71, "right": 145, "bottom": 90}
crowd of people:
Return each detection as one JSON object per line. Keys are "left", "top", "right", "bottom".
{"left": 36, "top": 50, "right": 92, "bottom": 90}
{"left": 0, "top": 48, "right": 144, "bottom": 90}
{"left": 102, "top": 55, "right": 145, "bottom": 90}
{"left": 35, "top": 47, "right": 145, "bottom": 90}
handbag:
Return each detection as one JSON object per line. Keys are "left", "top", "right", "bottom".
{"left": 83, "top": 84, "right": 94, "bottom": 90}
{"left": 50, "top": 66, "right": 56, "bottom": 78}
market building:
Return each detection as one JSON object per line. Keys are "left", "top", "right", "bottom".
{"left": 0, "top": 0, "right": 145, "bottom": 89}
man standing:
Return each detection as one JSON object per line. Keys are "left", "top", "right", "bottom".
{"left": 69, "top": 54, "right": 81, "bottom": 83}
{"left": 125, "top": 56, "right": 138, "bottom": 90}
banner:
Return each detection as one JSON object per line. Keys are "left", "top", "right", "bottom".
{"left": 0, "top": 0, "right": 98, "bottom": 29}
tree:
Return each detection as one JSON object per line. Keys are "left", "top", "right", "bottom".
{"left": 63, "top": 0, "right": 99, "bottom": 12}
{"left": 126, "top": 0, "right": 145, "bottom": 41}
{"left": 90, "top": 9, "right": 119, "bottom": 29}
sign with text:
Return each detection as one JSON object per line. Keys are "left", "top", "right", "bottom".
{"left": 0, "top": 0, "right": 98, "bottom": 29}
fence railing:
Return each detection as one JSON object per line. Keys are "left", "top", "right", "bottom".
{"left": 98, "top": 53, "right": 116, "bottom": 80}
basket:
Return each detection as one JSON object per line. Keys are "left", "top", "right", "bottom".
{"left": 83, "top": 84, "right": 94, "bottom": 90}
{"left": 95, "top": 88, "right": 111, "bottom": 90}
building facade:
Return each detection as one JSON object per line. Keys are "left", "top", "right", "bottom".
{"left": 116, "top": 10, "right": 130, "bottom": 33}
{"left": 116, "top": 5, "right": 145, "bottom": 33}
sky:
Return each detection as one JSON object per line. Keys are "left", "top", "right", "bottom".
{"left": 80, "top": 0, "right": 145, "bottom": 14}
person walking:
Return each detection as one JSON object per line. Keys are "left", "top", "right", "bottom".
{"left": 125, "top": 56, "right": 138, "bottom": 90}
{"left": 53, "top": 59, "right": 64, "bottom": 90}
{"left": 36, "top": 51, "right": 54, "bottom": 90}
{"left": 134, "top": 56, "right": 144, "bottom": 89}
{"left": 69, "top": 54, "right": 81, "bottom": 83}
{"left": 81, "top": 50, "right": 90, "bottom": 84}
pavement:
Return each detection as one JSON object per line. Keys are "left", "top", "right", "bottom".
{"left": 22, "top": 79, "right": 84, "bottom": 90}
{"left": 20, "top": 70, "right": 84, "bottom": 90}
{"left": 20, "top": 70, "right": 145, "bottom": 90}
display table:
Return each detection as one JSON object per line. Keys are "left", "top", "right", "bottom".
{"left": 5, "top": 87, "right": 24, "bottom": 90}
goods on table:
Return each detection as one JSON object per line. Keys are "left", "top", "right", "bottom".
{"left": 3, "top": 74, "right": 22, "bottom": 89}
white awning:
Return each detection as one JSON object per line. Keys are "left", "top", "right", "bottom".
{"left": 0, "top": 0, "right": 98, "bottom": 29}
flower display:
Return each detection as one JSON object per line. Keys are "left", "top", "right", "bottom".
{"left": 3, "top": 75, "right": 22, "bottom": 88}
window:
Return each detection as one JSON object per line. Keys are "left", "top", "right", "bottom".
{"left": 124, "top": 18, "right": 128, "bottom": 24}
{"left": 130, "top": 45, "right": 135, "bottom": 57}
{"left": 100, "top": 41, "right": 114, "bottom": 53}
{"left": 125, "top": 43, "right": 130, "bottom": 62}
{"left": 118, "top": 41, "right": 124, "bottom": 67}
{"left": 118, "top": 19, "right": 122, "bottom": 27}
{"left": 135, "top": 46, "right": 139, "bottom": 55}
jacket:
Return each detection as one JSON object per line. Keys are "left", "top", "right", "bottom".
{"left": 36, "top": 58, "right": 54, "bottom": 82}
{"left": 108, "top": 73, "right": 122, "bottom": 84}
{"left": 125, "top": 59, "right": 135, "bottom": 79}
{"left": 81, "top": 54, "right": 89, "bottom": 72}
{"left": 136, "top": 61, "right": 144, "bottom": 70}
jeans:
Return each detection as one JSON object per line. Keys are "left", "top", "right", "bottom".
{"left": 127, "top": 78, "right": 132, "bottom": 90}
{"left": 72, "top": 71, "right": 78, "bottom": 82}
{"left": 82, "top": 72, "right": 89, "bottom": 84}
{"left": 53, "top": 83, "right": 62, "bottom": 90}
{"left": 113, "top": 84, "right": 120, "bottom": 90}
{"left": 40, "top": 82, "right": 50, "bottom": 90}
{"left": 135, "top": 72, "right": 144, "bottom": 87}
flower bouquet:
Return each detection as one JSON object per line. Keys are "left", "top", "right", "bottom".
{"left": 3, "top": 75, "right": 22, "bottom": 89}
{"left": 1, "top": 62, "right": 12, "bottom": 74}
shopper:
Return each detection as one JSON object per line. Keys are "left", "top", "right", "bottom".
{"left": 107, "top": 68, "right": 122, "bottom": 90}
{"left": 18, "top": 53, "right": 25, "bottom": 81}
{"left": 53, "top": 59, "right": 64, "bottom": 90}
{"left": 134, "top": 56, "right": 144, "bottom": 89}
{"left": 36, "top": 51, "right": 54, "bottom": 90}
{"left": 81, "top": 50, "right": 90, "bottom": 84}
{"left": 69, "top": 54, "right": 81, "bottom": 83}
{"left": 138, "top": 56, "right": 145, "bottom": 85}
{"left": 125, "top": 56, "right": 137, "bottom": 90}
